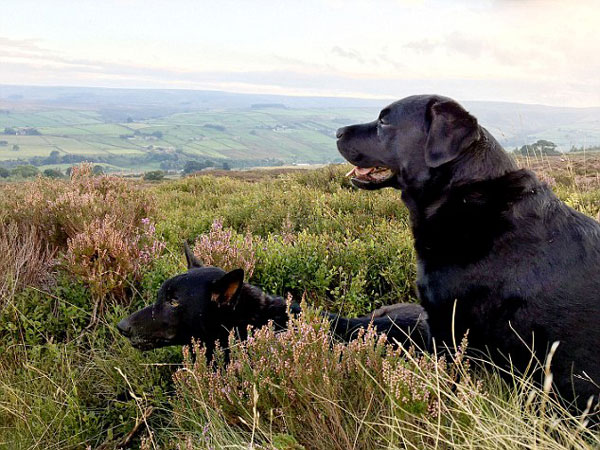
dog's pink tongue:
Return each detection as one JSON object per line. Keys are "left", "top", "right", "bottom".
{"left": 355, "top": 167, "right": 374, "bottom": 176}
{"left": 345, "top": 166, "right": 375, "bottom": 177}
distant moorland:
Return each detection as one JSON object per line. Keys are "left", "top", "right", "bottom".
{"left": 1, "top": 85, "right": 600, "bottom": 174}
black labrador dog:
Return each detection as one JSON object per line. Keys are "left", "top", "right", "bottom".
{"left": 337, "top": 94, "right": 600, "bottom": 409}
{"left": 117, "top": 244, "right": 430, "bottom": 358}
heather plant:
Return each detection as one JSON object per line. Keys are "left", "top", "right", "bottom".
{"left": 173, "top": 304, "right": 462, "bottom": 449}
{"left": 192, "top": 218, "right": 257, "bottom": 277}
{"left": 0, "top": 163, "right": 154, "bottom": 248}
{"left": 63, "top": 216, "right": 165, "bottom": 317}
{"left": 0, "top": 163, "right": 163, "bottom": 317}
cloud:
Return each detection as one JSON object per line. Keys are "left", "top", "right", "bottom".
{"left": 403, "top": 39, "right": 438, "bottom": 54}
{"left": 331, "top": 46, "right": 365, "bottom": 64}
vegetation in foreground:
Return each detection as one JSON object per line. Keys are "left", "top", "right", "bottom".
{"left": 0, "top": 156, "right": 599, "bottom": 449}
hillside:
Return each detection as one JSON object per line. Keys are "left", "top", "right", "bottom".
{"left": 1, "top": 85, "right": 600, "bottom": 173}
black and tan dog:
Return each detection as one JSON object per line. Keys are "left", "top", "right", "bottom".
{"left": 337, "top": 94, "right": 600, "bottom": 409}
{"left": 117, "top": 244, "right": 430, "bottom": 358}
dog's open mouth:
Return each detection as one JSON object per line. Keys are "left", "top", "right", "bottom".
{"left": 345, "top": 166, "right": 396, "bottom": 189}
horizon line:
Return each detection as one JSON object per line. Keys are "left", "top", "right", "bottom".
{"left": 2, "top": 82, "right": 600, "bottom": 110}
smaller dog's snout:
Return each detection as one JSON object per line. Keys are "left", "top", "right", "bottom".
{"left": 336, "top": 127, "right": 347, "bottom": 139}
{"left": 116, "top": 319, "right": 131, "bottom": 337}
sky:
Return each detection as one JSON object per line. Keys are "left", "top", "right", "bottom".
{"left": 1, "top": 0, "right": 599, "bottom": 107}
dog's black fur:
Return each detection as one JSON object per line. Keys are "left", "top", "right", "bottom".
{"left": 337, "top": 94, "right": 600, "bottom": 409}
{"left": 117, "top": 244, "right": 430, "bottom": 357}
{"left": 328, "top": 303, "right": 430, "bottom": 350}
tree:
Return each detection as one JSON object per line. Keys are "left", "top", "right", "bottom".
{"left": 222, "top": 161, "right": 231, "bottom": 171}
{"left": 12, "top": 165, "right": 39, "bottom": 178}
{"left": 12, "top": 144, "right": 19, "bottom": 152}
{"left": 47, "top": 150, "right": 60, "bottom": 164}
{"left": 515, "top": 140, "right": 561, "bottom": 156}
{"left": 3, "top": 127, "right": 16, "bottom": 135}
{"left": 92, "top": 165, "right": 104, "bottom": 175}
{"left": 143, "top": 170, "right": 165, "bottom": 181}
{"left": 43, "top": 168, "right": 64, "bottom": 178}
{"left": 0, "top": 167, "right": 10, "bottom": 178}
{"left": 183, "top": 160, "right": 208, "bottom": 174}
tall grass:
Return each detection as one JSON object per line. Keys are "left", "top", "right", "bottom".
{"left": 0, "top": 222, "right": 53, "bottom": 309}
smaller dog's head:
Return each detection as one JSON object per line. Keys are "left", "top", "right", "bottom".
{"left": 116, "top": 244, "right": 245, "bottom": 351}
{"left": 336, "top": 95, "right": 481, "bottom": 192}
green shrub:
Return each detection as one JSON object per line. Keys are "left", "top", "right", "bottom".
{"left": 11, "top": 164, "right": 39, "bottom": 178}
{"left": 144, "top": 170, "right": 165, "bottom": 181}
{"left": 43, "top": 168, "right": 64, "bottom": 178}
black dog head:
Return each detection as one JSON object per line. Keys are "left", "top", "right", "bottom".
{"left": 336, "top": 95, "right": 497, "bottom": 192}
{"left": 116, "top": 243, "right": 247, "bottom": 351}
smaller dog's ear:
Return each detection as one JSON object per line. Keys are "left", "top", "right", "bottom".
{"left": 184, "top": 241, "right": 203, "bottom": 269}
{"left": 211, "top": 269, "right": 244, "bottom": 305}
{"left": 425, "top": 100, "right": 480, "bottom": 168}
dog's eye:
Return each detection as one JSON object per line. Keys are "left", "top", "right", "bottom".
{"left": 378, "top": 109, "right": 390, "bottom": 125}
{"left": 169, "top": 299, "right": 179, "bottom": 307}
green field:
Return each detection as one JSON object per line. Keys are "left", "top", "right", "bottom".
{"left": 2, "top": 85, "right": 600, "bottom": 175}
{"left": 0, "top": 107, "right": 377, "bottom": 171}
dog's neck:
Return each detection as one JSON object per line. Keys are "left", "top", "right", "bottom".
{"left": 402, "top": 129, "right": 519, "bottom": 222}
{"left": 402, "top": 132, "right": 547, "bottom": 269}
{"left": 230, "top": 283, "right": 293, "bottom": 330}
{"left": 412, "top": 169, "right": 545, "bottom": 268}
{"left": 447, "top": 128, "right": 518, "bottom": 185}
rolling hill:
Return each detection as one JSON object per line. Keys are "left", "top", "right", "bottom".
{"left": 1, "top": 85, "right": 599, "bottom": 172}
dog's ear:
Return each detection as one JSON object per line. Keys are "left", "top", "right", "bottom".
{"left": 424, "top": 100, "right": 480, "bottom": 168}
{"left": 184, "top": 241, "right": 203, "bottom": 269}
{"left": 211, "top": 269, "right": 244, "bottom": 305}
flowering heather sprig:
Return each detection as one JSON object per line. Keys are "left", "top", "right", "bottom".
{"left": 64, "top": 215, "right": 165, "bottom": 308}
{"left": 192, "top": 219, "right": 257, "bottom": 277}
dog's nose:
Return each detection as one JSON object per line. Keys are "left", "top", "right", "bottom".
{"left": 116, "top": 319, "right": 131, "bottom": 337}
{"left": 336, "top": 127, "right": 347, "bottom": 139}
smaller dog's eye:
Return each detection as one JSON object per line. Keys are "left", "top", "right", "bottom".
{"left": 170, "top": 299, "right": 179, "bottom": 307}
{"left": 379, "top": 116, "right": 389, "bottom": 125}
